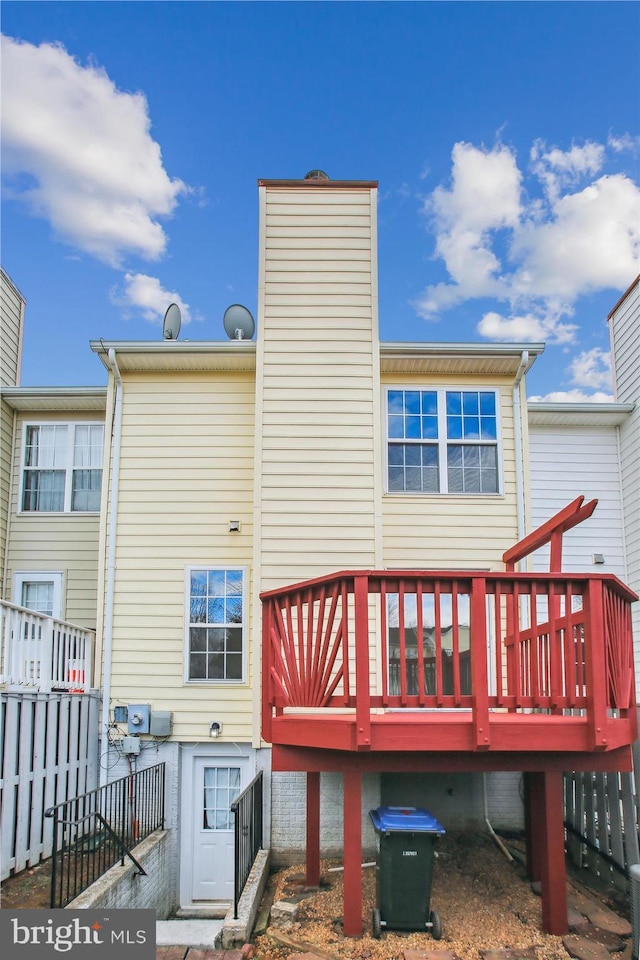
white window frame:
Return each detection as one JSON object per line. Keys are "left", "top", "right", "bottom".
{"left": 184, "top": 565, "right": 248, "bottom": 685}
{"left": 384, "top": 386, "right": 503, "bottom": 496}
{"left": 13, "top": 571, "right": 64, "bottom": 619}
{"left": 19, "top": 421, "right": 104, "bottom": 514}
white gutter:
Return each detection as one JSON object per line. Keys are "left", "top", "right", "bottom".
{"left": 100, "top": 349, "right": 123, "bottom": 786}
{"left": 513, "top": 351, "right": 529, "bottom": 548}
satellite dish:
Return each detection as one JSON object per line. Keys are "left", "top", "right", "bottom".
{"left": 162, "top": 303, "right": 181, "bottom": 340}
{"left": 223, "top": 304, "right": 255, "bottom": 340}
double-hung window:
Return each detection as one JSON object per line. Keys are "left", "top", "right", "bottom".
{"left": 21, "top": 423, "right": 104, "bottom": 512}
{"left": 387, "top": 389, "right": 500, "bottom": 494}
{"left": 186, "top": 567, "right": 246, "bottom": 682}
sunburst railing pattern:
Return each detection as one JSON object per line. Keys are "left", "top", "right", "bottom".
{"left": 261, "top": 570, "right": 637, "bottom": 752}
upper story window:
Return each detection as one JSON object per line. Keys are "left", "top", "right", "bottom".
{"left": 186, "top": 567, "right": 246, "bottom": 683}
{"left": 387, "top": 389, "right": 500, "bottom": 495}
{"left": 21, "top": 423, "right": 104, "bottom": 513}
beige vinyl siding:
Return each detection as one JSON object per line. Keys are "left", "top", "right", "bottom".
{"left": 6, "top": 413, "right": 101, "bottom": 627}
{"left": 0, "top": 401, "right": 16, "bottom": 595}
{"left": 102, "top": 373, "right": 255, "bottom": 741}
{"left": 382, "top": 377, "right": 519, "bottom": 570}
{"left": 609, "top": 279, "right": 640, "bottom": 685}
{"left": 1, "top": 269, "right": 24, "bottom": 388}
{"left": 257, "top": 185, "right": 379, "bottom": 591}
{"left": 0, "top": 271, "right": 25, "bottom": 590}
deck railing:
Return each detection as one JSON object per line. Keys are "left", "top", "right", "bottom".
{"left": 261, "top": 570, "right": 637, "bottom": 751}
{"left": 0, "top": 601, "right": 94, "bottom": 693}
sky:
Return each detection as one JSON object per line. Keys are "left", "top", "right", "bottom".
{"left": 1, "top": 1, "right": 639, "bottom": 400}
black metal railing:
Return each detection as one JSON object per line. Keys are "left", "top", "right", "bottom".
{"left": 45, "top": 762, "right": 165, "bottom": 908}
{"left": 231, "top": 771, "right": 264, "bottom": 919}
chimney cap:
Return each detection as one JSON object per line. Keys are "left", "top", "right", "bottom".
{"left": 304, "top": 169, "right": 330, "bottom": 180}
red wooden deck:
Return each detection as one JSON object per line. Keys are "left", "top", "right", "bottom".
{"left": 262, "top": 569, "right": 637, "bottom": 757}
{"left": 259, "top": 500, "right": 638, "bottom": 937}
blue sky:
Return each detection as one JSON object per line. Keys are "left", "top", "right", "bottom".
{"left": 1, "top": 1, "right": 638, "bottom": 399}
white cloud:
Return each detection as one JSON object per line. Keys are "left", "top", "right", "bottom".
{"left": 529, "top": 389, "right": 614, "bottom": 403}
{"left": 568, "top": 347, "right": 612, "bottom": 391}
{"left": 1, "top": 35, "right": 187, "bottom": 266}
{"left": 527, "top": 347, "right": 612, "bottom": 403}
{"left": 530, "top": 139, "right": 605, "bottom": 202}
{"left": 607, "top": 132, "right": 639, "bottom": 154}
{"left": 416, "top": 143, "right": 521, "bottom": 311}
{"left": 512, "top": 174, "right": 640, "bottom": 302}
{"left": 119, "top": 273, "right": 192, "bottom": 325}
{"left": 416, "top": 137, "right": 640, "bottom": 344}
{"left": 477, "top": 310, "right": 576, "bottom": 344}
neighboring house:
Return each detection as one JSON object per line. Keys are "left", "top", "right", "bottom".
{"left": 1, "top": 386, "right": 106, "bottom": 628}
{"left": 1, "top": 268, "right": 26, "bottom": 597}
{"left": 526, "top": 275, "right": 639, "bottom": 695}
{"left": 528, "top": 401, "right": 632, "bottom": 577}
{"left": 0, "top": 186, "right": 637, "bottom": 933}
{"left": 0, "top": 269, "right": 103, "bottom": 880}
{"left": 608, "top": 277, "right": 640, "bottom": 683}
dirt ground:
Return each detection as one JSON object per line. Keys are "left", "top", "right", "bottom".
{"left": 1, "top": 831, "right": 631, "bottom": 960}
{"left": 0, "top": 856, "right": 52, "bottom": 909}
{"left": 254, "top": 831, "right": 631, "bottom": 960}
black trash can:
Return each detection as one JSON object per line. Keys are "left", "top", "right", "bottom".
{"left": 369, "top": 805, "right": 445, "bottom": 939}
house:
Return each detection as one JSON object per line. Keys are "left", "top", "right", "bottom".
{"left": 1, "top": 268, "right": 25, "bottom": 597}
{"left": 0, "top": 183, "right": 637, "bottom": 935}
{"left": 0, "top": 268, "right": 102, "bottom": 880}
{"left": 608, "top": 277, "right": 640, "bottom": 675}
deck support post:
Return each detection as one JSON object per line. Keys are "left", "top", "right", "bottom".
{"left": 531, "top": 770, "right": 568, "bottom": 935}
{"left": 343, "top": 771, "right": 363, "bottom": 936}
{"left": 523, "top": 772, "right": 541, "bottom": 882}
{"left": 306, "top": 772, "right": 321, "bottom": 888}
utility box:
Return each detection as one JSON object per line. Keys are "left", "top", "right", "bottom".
{"left": 369, "top": 806, "right": 445, "bottom": 939}
{"left": 150, "top": 711, "right": 172, "bottom": 736}
{"left": 122, "top": 736, "right": 141, "bottom": 755}
{"left": 127, "top": 704, "right": 150, "bottom": 734}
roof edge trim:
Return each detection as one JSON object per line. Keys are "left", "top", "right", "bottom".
{"left": 258, "top": 179, "right": 378, "bottom": 188}
{"left": 607, "top": 274, "right": 640, "bottom": 320}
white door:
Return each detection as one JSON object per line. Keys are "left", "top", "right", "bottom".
{"left": 186, "top": 754, "right": 250, "bottom": 904}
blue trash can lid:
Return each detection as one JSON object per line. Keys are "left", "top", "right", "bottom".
{"left": 369, "top": 805, "right": 445, "bottom": 834}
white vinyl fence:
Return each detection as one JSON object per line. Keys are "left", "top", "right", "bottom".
{"left": 564, "top": 716, "right": 640, "bottom": 893}
{"left": 0, "top": 691, "right": 100, "bottom": 880}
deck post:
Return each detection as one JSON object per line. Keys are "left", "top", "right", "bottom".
{"left": 523, "top": 772, "right": 542, "bottom": 882}
{"left": 354, "top": 575, "right": 371, "bottom": 750}
{"left": 306, "top": 771, "right": 321, "bottom": 887}
{"left": 261, "top": 599, "right": 272, "bottom": 742}
{"left": 343, "top": 771, "right": 363, "bottom": 936}
{"left": 537, "top": 770, "right": 568, "bottom": 935}
{"left": 585, "top": 579, "right": 609, "bottom": 750}
{"left": 470, "top": 577, "right": 490, "bottom": 749}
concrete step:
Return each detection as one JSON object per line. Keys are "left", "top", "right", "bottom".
{"left": 156, "top": 920, "right": 223, "bottom": 948}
